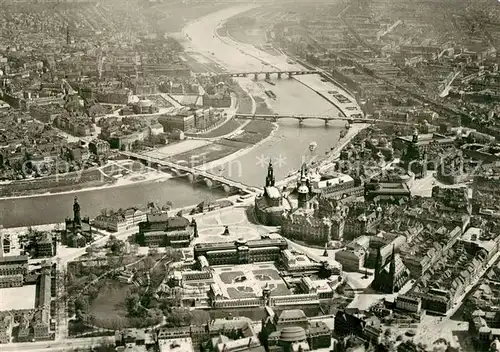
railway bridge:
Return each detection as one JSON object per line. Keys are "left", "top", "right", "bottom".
{"left": 120, "top": 151, "right": 259, "bottom": 194}
{"left": 219, "top": 69, "right": 319, "bottom": 80}
{"left": 234, "top": 113, "right": 419, "bottom": 126}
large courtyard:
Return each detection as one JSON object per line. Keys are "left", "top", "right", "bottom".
{"left": 212, "top": 263, "right": 291, "bottom": 299}
{"left": 0, "top": 285, "right": 37, "bottom": 311}
{"left": 193, "top": 205, "right": 275, "bottom": 245}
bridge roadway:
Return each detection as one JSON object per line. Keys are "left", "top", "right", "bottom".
{"left": 234, "top": 113, "right": 419, "bottom": 126}
{"left": 217, "top": 69, "right": 319, "bottom": 79}
{"left": 120, "top": 151, "right": 259, "bottom": 194}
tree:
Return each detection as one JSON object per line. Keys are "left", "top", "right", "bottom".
{"left": 144, "top": 308, "right": 164, "bottom": 327}
{"left": 74, "top": 296, "right": 90, "bottom": 315}
{"left": 86, "top": 245, "right": 96, "bottom": 257}
{"left": 143, "top": 256, "right": 156, "bottom": 271}
{"left": 126, "top": 293, "right": 142, "bottom": 317}
{"left": 190, "top": 310, "right": 210, "bottom": 326}
{"left": 165, "top": 248, "right": 183, "bottom": 263}
{"left": 107, "top": 237, "right": 125, "bottom": 255}
{"left": 165, "top": 307, "right": 191, "bottom": 327}
{"left": 160, "top": 288, "right": 183, "bottom": 310}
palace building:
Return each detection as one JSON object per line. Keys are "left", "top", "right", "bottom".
{"left": 261, "top": 308, "right": 331, "bottom": 352}
{"left": 137, "top": 214, "right": 196, "bottom": 248}
{"left": 255, "top": 162, "right": 359, "bottom": 245}
{"left": 193, "top": 235, "right": 288, "bottom": 266}
{"left": 0, "top": 235, "right": 28, "bottom": 288}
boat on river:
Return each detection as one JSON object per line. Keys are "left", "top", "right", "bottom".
{"left": 264, "top": 90, "right": 276, "bottom": 99}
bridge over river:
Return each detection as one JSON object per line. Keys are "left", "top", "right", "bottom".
{"left": 121, "top": 151, "right": 260, "bottom": 194}
{"left": 234, "top": 113, "right": 419, "bottom": 126}
{"left": 213, "top": 69, "right": 319, "bottom": 80}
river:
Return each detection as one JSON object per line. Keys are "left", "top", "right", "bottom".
{"left": 0, "top": 4, "right": 349, "bottom": 228}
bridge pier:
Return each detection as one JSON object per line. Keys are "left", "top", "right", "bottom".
{"left": 298, "top": 118, "right": 304, "bottom": 125}
{"left": 169, "top": 168, "right": 183, "bottom": 177}
{"left": 205, "top": 178, "right": 213, "bottom": 188}
{"left": 288, "top": 72, "right": 293, "bottom": 79}
{"left": 265, "top": 72, "right": 270, "bottom": 80}
{"left": 324, "top": 119, "right": 329, "bottom": 126}
{"left": 254, "top": 73, "right": 258, "bottom": 80}
{"left": 277, "top": 72, "right": 282, "bottom": 79}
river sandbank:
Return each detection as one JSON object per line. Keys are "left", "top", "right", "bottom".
{"left": 0, "top": 168, "right": 172, "bottom": 201}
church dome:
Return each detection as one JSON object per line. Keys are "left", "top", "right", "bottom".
{"left": 298, "top": 184, "right": 309, "bottom": 194}
{"left": 280, "top": 326, "right": 307, "bottom": 342}
{"left": 491, "top": 338, "right": 500, "bottom": 352}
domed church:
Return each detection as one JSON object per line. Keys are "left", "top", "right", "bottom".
{"left": 254, "top": 160, "right": 291, "bottom": 225}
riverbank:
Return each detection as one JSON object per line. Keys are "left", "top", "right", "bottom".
{"left": 276, "top": 123, "right": 370, "bottom": 186}
{"left": 321, "top": 123, "right": 370, "bottom": 167}
{"left": 0, "top": 168, "right": 172, "bottom": 201}
{"left": 171, "top": 120, "right": 274, "bottom": 168}
{"left": 198, "top": 121, "right": 279, "bottom": 171}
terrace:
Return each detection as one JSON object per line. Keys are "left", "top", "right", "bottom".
{"left": 211, "top": 263, "right": 292, "bottom": 300}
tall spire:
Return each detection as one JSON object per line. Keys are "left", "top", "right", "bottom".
{"left": 300, "top": 163, "right": 307, "bottom": 180}
{"left": 73, "top": 196, "right": 81, "bottom": 226}
{"left": 265, "top": 159, "right": 275, "bottom": 187}
{"left": 0, "top": 231, "right": 3, "bottom": 259}
{"left": 374, "top": 246, "right": 382, "bottom": 281}
{"left": 389, "top": 245, "right": 396, "bottom": 291}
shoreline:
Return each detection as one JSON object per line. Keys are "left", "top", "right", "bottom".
{"left": 0, "top": 171, "right": 173, "bottom": 201}
{"left": 197, "top": 121, "right": 279, "bottom": 171}
{"left": 276, "top": 123, "right": 369, "bottom": 186}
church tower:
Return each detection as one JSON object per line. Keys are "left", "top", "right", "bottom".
{"left": 73, "top": 196, "right": 81, "bottom": 227}
{"left": 374, "top": 246, "right": 382, "bottom": 282}
{"left": 412, "top": 129, "right": 419, "bottom": 144}
{"left": 389, "top": 245, "right": 396, "bottom": 292}
{"left": 297, "top": 163, "right": 310, "bottom": 208}
{"left": 191, "top": 218, "right": 198, "bottom": 238}
{"left": 265, "top": 160, "right": 275, "bottom": 187}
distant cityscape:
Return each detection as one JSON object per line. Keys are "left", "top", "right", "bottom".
{"left": 0, "top": 0, "right": 500, "bottom": 352}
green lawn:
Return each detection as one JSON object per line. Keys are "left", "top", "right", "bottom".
{"left": 89, "top": 280, "right": 131, "bottom": 326}
{"left": 219, "top": 271, "right": 245, "bottom": 285}
{"left": 227, "top": 286, "right": 256, "bottom": 299}
{"left": 192, "top": 118, "right": 245, "bottom": 138}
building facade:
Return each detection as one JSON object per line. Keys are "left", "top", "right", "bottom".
{"left": 137, "top": 214, "right": 195, "bottom": 248}
{"left": 254, "top": 161, "right": 289, "bottom": 226}
{"left": 194, "top": 236, "right": 288, "bottom": 266}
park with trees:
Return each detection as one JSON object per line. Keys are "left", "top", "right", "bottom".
{"left": 65, "top": 235, "right": 204, "bottom": 337}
